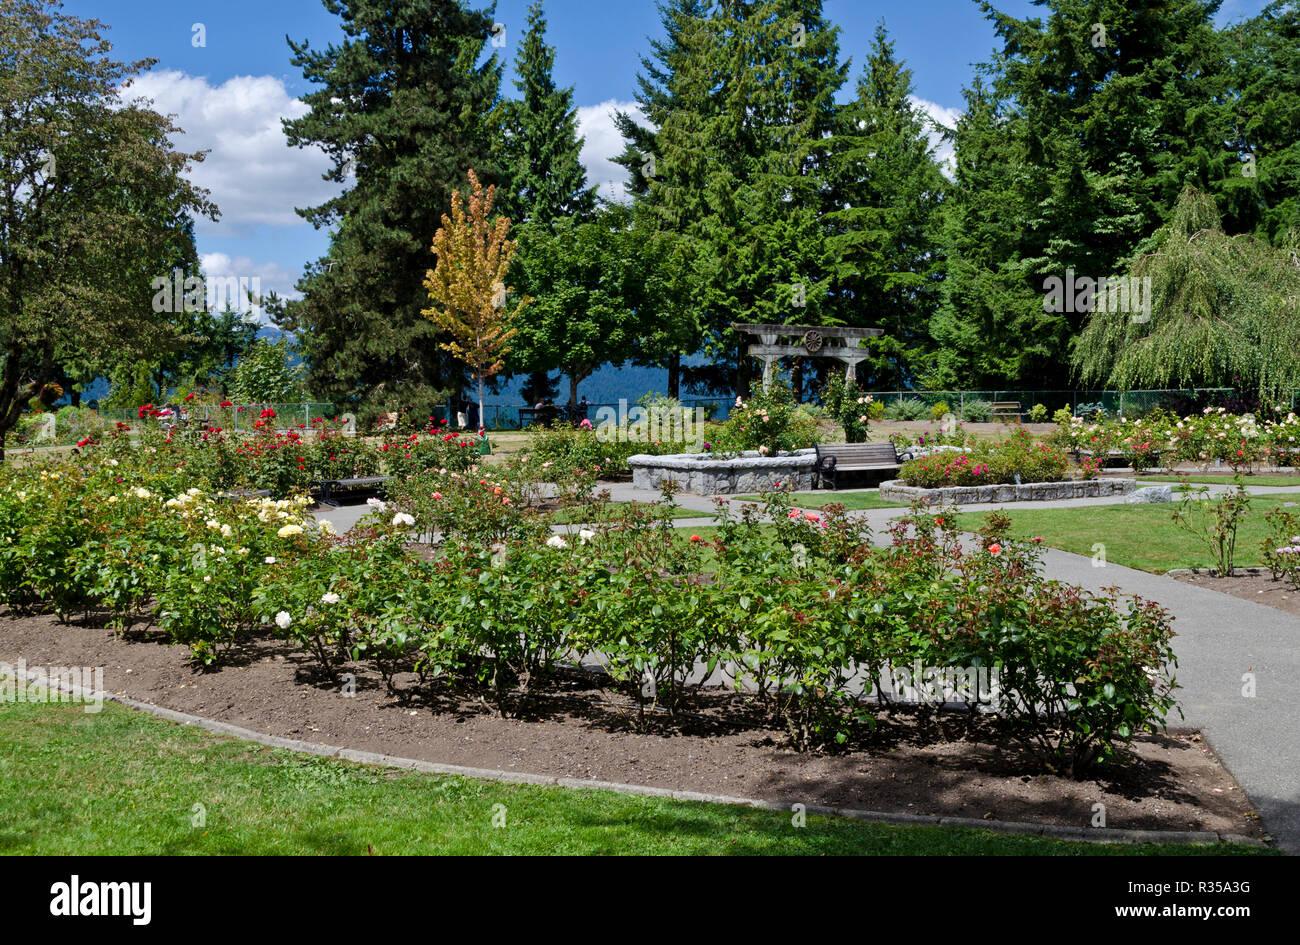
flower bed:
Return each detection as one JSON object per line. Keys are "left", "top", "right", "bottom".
{"left": 1048, "top": 407, "right": 1300, "bottom": 472}
{"left": 78, "top": 409, "right": 486, "bottom": 498}
{"left": 0, "top": 446, "right": 1180, "bottom": 775}
{"left": 880, "top": 477, "right": 1136, "bottom": 505}
{"left": 897, "top": 430, "right": 1069, "bottom": 488}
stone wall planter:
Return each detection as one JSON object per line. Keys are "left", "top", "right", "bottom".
{"left": 629, "top": 449, "right": 817, "bottom": 495}
{"left": 878, "top": 477, "right": 1135, "bottom": 505}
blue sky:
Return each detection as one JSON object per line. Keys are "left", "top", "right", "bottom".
{"left": 63, "top": 0, "right": 1272, "bottom": 316}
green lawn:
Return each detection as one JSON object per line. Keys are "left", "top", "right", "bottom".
{"left": 954, "top": 493, "right": 1300, "bottom": 573}
{"left": 735, "top": 490, "right": 907, "bottom": 510}
{"left": 1139, "top": 475, "right": 1300, "bottom": 488}
{"left": 0, "top": 701, "right": 1267, "bottom": 856}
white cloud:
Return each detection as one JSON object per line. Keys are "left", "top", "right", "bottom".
{"left": 199, "top": 252, "right": 300, "bottom": 323}
{"left": 909, "top": 96, "right": 961, "bottom": 179}
{"left": 577, "top": 99, "right": 643, "bottom": 203}
{"left": 122, "top": 70, "right": 342, "bottom": 236}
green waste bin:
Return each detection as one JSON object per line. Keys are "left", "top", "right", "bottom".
{"left": 477, "top": 435, "right": 491, "bottom": 455}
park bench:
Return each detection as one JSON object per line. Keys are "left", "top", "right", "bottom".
{"left": 217, "top": 488, "right": 272, "bottom": 502}
{"left": 991, "top": 401, "right": 1022, "bottom": 422}
{"left": 1069, "top": 448, "right": 1164, "bottom": 469}
{"left": 314, "top": 475, "right": 391, "bottom": 507}
{"left": 814, "top": 442, "right": 902, "bottom": 490}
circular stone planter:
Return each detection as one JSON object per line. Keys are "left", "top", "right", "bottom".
{"left": 879, "top": 477, "right": 1136, "bottom": 505}
{"left": 629, "top": 449, "right": 817, "bottom": 495}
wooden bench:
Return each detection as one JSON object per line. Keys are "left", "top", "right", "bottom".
{"left": 315, "top": 475, "right": 391, "bottom": 507}
{"left": 814, "top": 442, "right": 901, "bottom": 490}
{"left": 217, "top": 488, "right": 272, "bottom": 502}
{"left": 991, "top": 401, "right": 1022, "bottom": 422}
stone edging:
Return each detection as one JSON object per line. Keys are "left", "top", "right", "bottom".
{"left": 879, "top": 477, "right": 1136, "bottom": 505}
{"left": 1165, "top": 567, "right": 1271, "bottom": 577}
{"left": 629, "top": 449, "right": 818, "bottom": 495}
{"left": 11, "top": 666, "right": 1265, "bottom": 849}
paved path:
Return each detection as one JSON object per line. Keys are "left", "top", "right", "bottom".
{"left": 314, "top": 482, "right": 1300, "bottom": 852}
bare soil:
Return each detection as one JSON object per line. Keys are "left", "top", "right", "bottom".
{"left": 0, "top": 612, "right": 1264, "bottom": 838}
{"left": 1171, "top": 569, "right": 1300, "bottom": 618}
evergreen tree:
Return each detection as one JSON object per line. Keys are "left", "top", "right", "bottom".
{"left": 937, "top": 0, "right": 1232, "bottom": 387}
{"left": 1221, "top": 0, "right": 1300, "bottom": 242}
{"left": 277, "top": 0, "right": 503, "bottom": 425}
{"left": 625, "top": 0, "right": 847, "bottom": 396}
{"left": 499, "top": 1, "right": 597, "bottom": 225}
{"left": 613, "top": 0, "right": 714, "bottom": 396}
{"left": 928, "top": 78, "right": 1044, "bottom": 387}
{"left": 827, "top": 23, "right": 948, "bottom": 389}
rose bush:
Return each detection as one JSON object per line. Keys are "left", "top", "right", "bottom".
{"left": 0, "top": 452, "right": 1180, "bottom": 774}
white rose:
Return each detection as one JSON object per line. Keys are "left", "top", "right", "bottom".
{"left": 274, "top": 611, "right": 292, "bottom": 629}
{"left": 321, "top": 592, "right": 340, "bottom": 605}
{"left": 392, "top": 512, "right": 415, "bottom": 527}
{"left": 546, "top": 535, "right": 567, "bottom": 549}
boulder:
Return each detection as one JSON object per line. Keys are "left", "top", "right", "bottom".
{"left": 1125, "top": 485, "right": 1173, "bottom": 504}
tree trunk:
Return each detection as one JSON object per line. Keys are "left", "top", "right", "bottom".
{"left": 0, "top": 341, "right": 55, "bottom": 463}
{"left": 667, "top": 352, "right": 680, "bottom": 399}
{"left": 477, "top": 374, "right": 485, "bottom": 432}
{"left": 568, "top": 373, "right": 580, "bottom": 407}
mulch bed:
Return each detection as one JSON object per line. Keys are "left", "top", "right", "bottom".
{"left": 1171, "top": 569, "right": 1300, "bottom": 618}
{"left": 0, "top": 612, "right": 1265, "bottom": 839}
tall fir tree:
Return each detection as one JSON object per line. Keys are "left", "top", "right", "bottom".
{"left": 276, "top": 0, "right": 503, "bottom": 424}
{"left": 623, "top": 0, "right": 847, "bottom": 396}
{"left": 1220, "top": 0, "right": 1300, "bottom": 243}
{"left": 928, "top": 78, "right": 1045, "bottom": 388}
{"left": 826, "top": 23, "right": 948, "bottom": 389}
{"left": 936, "top": 0, "right": 1233, "bottom": 388}
{"left": 498, "top": 1, "right": 596, "bottom": 226}
{"left": 612, "top": 0, "right": 714, "bottom": 397}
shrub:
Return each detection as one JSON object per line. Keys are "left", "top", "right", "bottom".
{"left": 1262, "top": 506, "right": 1300, "bottom": 584}
{"left": 0, "top": 448, "right": 1181, "bottom": 773}
{"left": 714, "top": 378, "right": 819, "bottom": 454}
{"left": 1027, "top": 403, "right": 1048, "bottom": 423}
{"left": 884, "top": 397, "right": 927, "bottom": 421}
{"left": 820, "top": 373, "right": 873, "bottom": 443}
{"left": 899, "top": 431, "right": 1067, "bottom": 487}
{"left": 960, "top": 399, "right": 993, "bottom": 422}
{"left": 930, "top": 400, "right": 950, "bottom": 422}
{"left": 1171, "top": 480, "right": 1252, "bottom": 577}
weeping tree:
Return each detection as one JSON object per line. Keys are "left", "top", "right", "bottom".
{"left": 1072, "top": 187, "right": 1300, "bottom": 410}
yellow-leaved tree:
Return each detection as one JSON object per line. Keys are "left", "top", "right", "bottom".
{"left": 423, "top": 169, "right": 527, "bottom": 429}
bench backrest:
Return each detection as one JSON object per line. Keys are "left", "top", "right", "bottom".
{"left": 817, "top": 442, "right": 898, "bottom": 464}
{"left": 990, "top": 401, "right": 1020, "bottom": 409}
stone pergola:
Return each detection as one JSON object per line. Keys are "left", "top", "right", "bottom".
{"left": 732, "top": 323, "right": 883, "bottom": 390}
